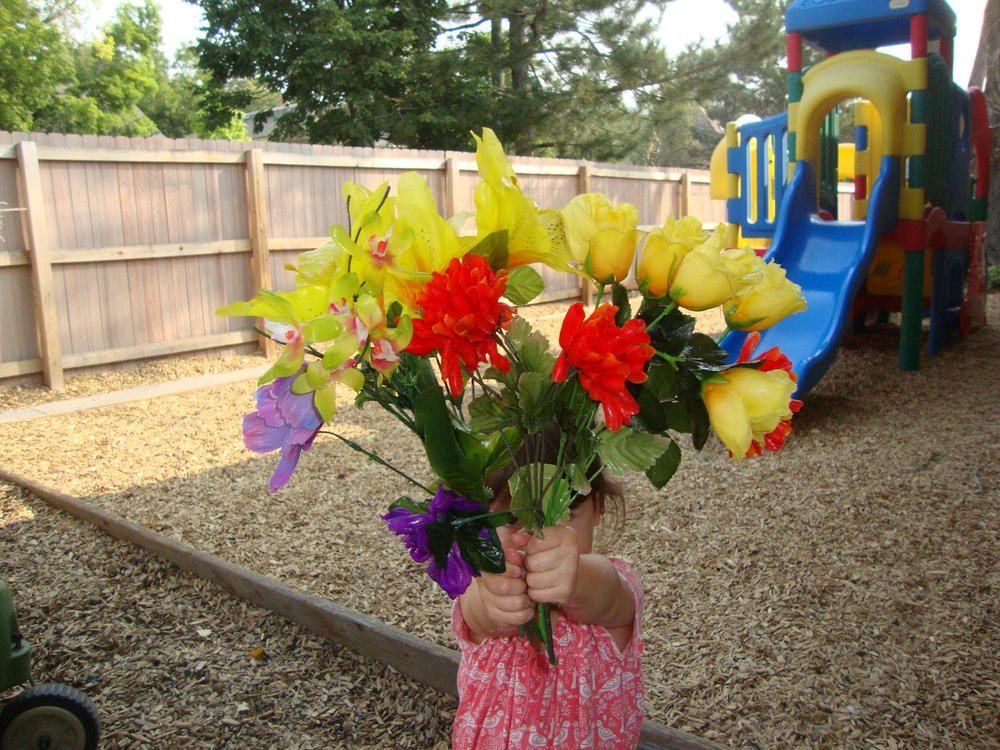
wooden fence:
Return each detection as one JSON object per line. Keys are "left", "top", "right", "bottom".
{"left": 0, "top": 131, "right": 723, "bottom": 389}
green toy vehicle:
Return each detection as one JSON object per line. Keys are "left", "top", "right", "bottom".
{"left": 0, "top": 579, "right": 100, "bottom": 750}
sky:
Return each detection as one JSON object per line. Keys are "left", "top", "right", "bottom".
{"left": 81, "top": 0, "right": 987, "bottom": 88}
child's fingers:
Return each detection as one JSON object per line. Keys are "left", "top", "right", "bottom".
{"left": 524, "top": 526, "right": 573, "bottom": 553}
{"left": 524, "top": 570, "right": 574, "bottom": 604}
{"left": 510, "top": 529, "right": 533, "bottom": 548}
{"left": 503, "top": 546, "right": 526, "bottom": 573}
{"left": 482, "top": 570, "right": 527, "bottom": 597}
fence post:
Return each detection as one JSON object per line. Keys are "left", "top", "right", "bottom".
{"left": 679, "top": 170, "right": 691, "bottom": 218}
{"left": 443, "top": 156, "right": 460, "bottom": 219}
{"left": 16, "top": 141, "right": 63, "bottom": 390}
{"left": 244, "top": 148, "right": 277, "bottom": 359}
{"left": 577, "top": 163, "right": 593, "bottom": 306}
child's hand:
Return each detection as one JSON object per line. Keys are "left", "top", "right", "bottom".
{"left": 515, "top": 526, "right": 580, "bottom": 606}
{"left": 462, "top": 526, "right": 535, "bottom": 639}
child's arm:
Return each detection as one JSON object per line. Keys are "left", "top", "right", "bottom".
{"left": 518, "top": 528, "right": 635, "bottom": 635}
{"left": 458, "top": 534, "right": 535, "bottom": 643}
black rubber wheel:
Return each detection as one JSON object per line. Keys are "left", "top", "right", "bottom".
{"left": 0, "top": 683, "right": 100, "bottom": 750}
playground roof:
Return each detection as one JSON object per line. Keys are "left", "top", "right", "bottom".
{"left": 786, "top": 0, "right": 957, "bottom": 53}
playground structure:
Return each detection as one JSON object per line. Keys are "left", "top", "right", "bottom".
{"left": 710, "top": 0, "right": 992, "bottom": 397}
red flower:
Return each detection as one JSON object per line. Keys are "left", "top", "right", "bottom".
{"left": 736, "top": 332, "right": 803, "bottom": 457}
{"left": 552, "top": 302, "right": 655, "bottom": 430}
{"left": 406, "top": 254, "right": 515, "bottom": 397}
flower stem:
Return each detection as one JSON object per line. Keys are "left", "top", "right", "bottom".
{"left": 645, "top": 301, "right": 678, "bottom": 330}
{"left": 319, "top": 430, "right": 427, "bottom": 491}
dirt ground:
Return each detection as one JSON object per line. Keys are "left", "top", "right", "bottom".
{"left": 1, "top": 294, "right": 998, "bottom": 749}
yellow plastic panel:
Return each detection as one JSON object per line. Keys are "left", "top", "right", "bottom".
{"left": 837, "top": 143, "right": 855, "bottom": 180}
{"left": 865, "top": 241, "right": 933, "bottom": 296}
{"left": 795, "top": 51, "right": 927, "bottom": 163}
{"left": 709, "top": 136, "right": 729, "bottom": 199}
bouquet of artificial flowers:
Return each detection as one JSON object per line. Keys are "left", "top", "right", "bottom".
{"left": 220, "top": 129, "right": 805, "bottom": 663}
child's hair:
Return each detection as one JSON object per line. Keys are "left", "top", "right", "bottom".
{"left": 484, "top": 424, "right": 624, "bottom": 533}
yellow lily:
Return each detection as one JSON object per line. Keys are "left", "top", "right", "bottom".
{"left": 471, "top": 128, "right": 578, "bottom": 274}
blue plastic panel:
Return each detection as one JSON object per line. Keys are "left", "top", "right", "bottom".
{"left": 786, "top": 0, "right": 957, "bottom": 53}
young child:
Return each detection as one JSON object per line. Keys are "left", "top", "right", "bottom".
{"left": 452, "top": 444, "right": 644, "bottom": 749}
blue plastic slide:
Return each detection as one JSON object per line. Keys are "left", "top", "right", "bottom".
{"left": 720, "top": 158, "right": 901, "bottom": 397}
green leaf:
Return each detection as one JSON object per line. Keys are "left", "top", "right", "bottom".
{"left": 387, "top": 496, "right": 430, "bottom": 515}
{"left": 517, "top": 372, "right": 554, "bottom": 421}
{"left": 455, "top": 524, "right": 505, "bottom": 574}
{"left": 413, "top": 385, "right": 488, "bottom": 502}
{"left": 680, "top": 332, "right": 730, "bottom": 371}
{"left": 424, "top": 519, "right": 455, "bottom": 572}
{"left": 646, "top": 440, "right": 682, "bottom": 488}
{"left": 597, "top": 427, "right": 669, "bottom": 475}
{"left": 676, "top": 369, "right": 711, "bottom": 449}
{"left": 468, "top": 394, "right": 513, "bottom": 432}
{"left": 504, "top": 266, "right": 545, "bottom": 305}
{"left": 386, "top": 300, "right": 403, "bottom": 325}
{"left": 509, "top": 464, "right": 572, "bottom": 530}
{"left": 516, "top": 331, "right": 556, "bottom": 374}
{"left": 611, "top": 283, "right": 631, "bottom": 325}
{"left": 634, "top": 387, "right": 668, "bottom": 433}
{"left": 662, "top": 401, "right": 693, "bottom": 433}
{"left": 479, "top": 428, "right": 523, "bottom": 477}
{"left": 543, "top": 475, "right": 573, "bottom": 526}
{"left": 468, "top": 229, "right": 510, "bottom": 271}
{"left": 645, "top": 359, "right": 679, "bottom": 400}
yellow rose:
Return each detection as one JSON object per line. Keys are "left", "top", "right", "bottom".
{"left": 669, "top": 225, "right": 743, "bottom": 310}
{"left": 724, "top": 261, "right": 807, "bottom": 331}
{"left": 703, "top": 366, "right": 797, "bottom": 460}
{"left": 720, "top": 245, "right": 767, "bottom": 284}
{"left": 589, "top": 227, "right": 642, "bottom": 283}
{"left": 636, "top": 216, "right": 709, "bottom": 296}
{"left": 561, "top": 193, "right": 640, "bottom": 283}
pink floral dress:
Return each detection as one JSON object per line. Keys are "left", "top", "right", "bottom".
{"left": 452, "top": 559, "right": 644, "bottom": 749}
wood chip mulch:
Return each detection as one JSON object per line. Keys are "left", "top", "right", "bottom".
{"left": 1, "top": 296, "right": 999, "bottom": 749}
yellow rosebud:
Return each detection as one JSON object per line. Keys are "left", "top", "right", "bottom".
{"left": 669, "top": 226, "right": 743, "bottom": 310}
{"left": 724, "top": 261, "right": 807, "bottom": 331}
{"left": 703, "top": 366, "right": 797, "bottom": 460}
{"left": 720, "top": 246, "right": 767, "bottom": 284}
{"left": 589, "top": 227, "right": 642, "bottom": 283}
{"left": 636, "top": 216, "right": 709, "bottom": 296}
{"left": 561, "top": 193, "right": 640, "bottom": 282}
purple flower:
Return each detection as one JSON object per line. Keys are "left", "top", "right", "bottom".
{"left": 382, "top": 485, "right": 486, "bottom": 599}
{"left": 242, "top": 372, "right": 323, "bottom": 493}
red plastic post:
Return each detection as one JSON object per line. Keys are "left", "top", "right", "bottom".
{"left": 910, "top": 14, "right": 928, "bottom": 58}
{"left": 787, "top": 32, "right": 802, "bottom": 73}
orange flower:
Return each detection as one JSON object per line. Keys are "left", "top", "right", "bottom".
{"left": 551, "top": 303, "right": 654, "bottom": 430}
{"left": 406, "top": 254, "right": 515, "bottom": 397}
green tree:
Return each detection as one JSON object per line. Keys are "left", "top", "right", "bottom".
{"left": 140, "top": 44, "right": 250, "bottom": 139}
{"left": 192, "top": 0, "right": 693, "bottom": 157}
{"left": 67, "top": 0, "right": 163, "bottom": 136}
{"left": 0, "top": 0, "right": 79, "bottom": 131}
{"left": 194, "top": 0, "right": 449, "bottom": 146}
